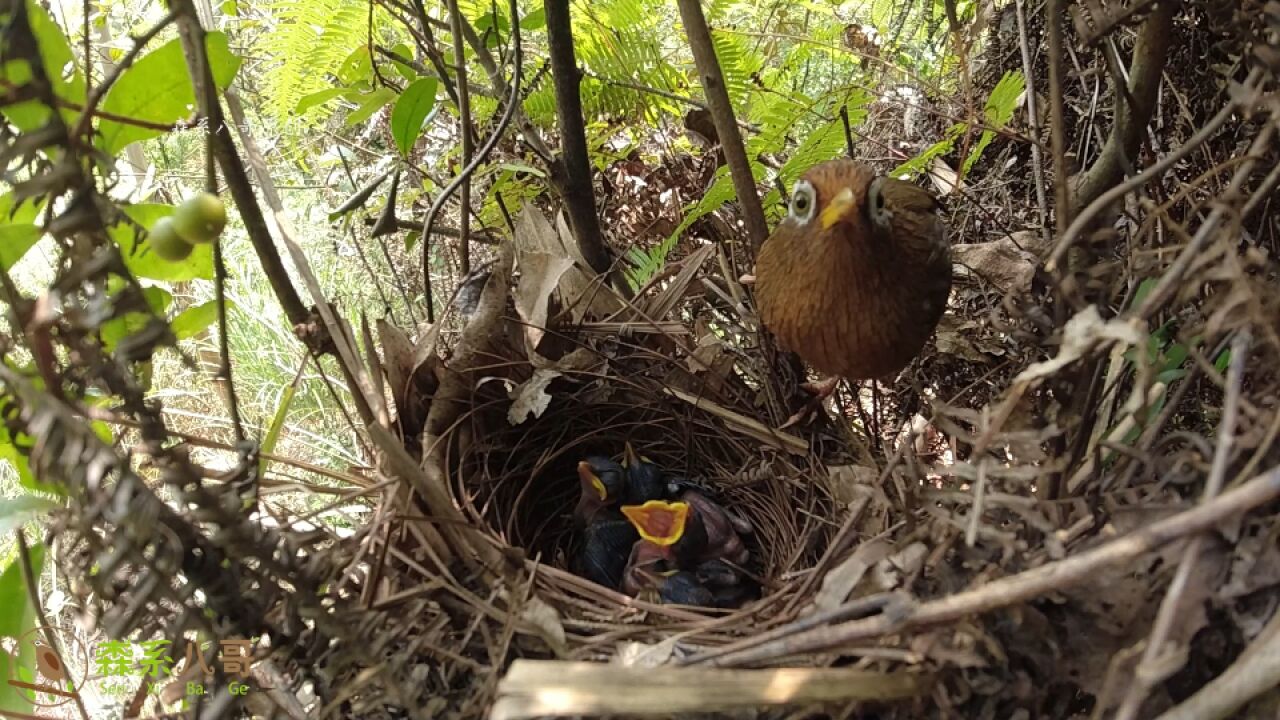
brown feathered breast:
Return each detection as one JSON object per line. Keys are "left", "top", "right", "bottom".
{"left": 755, "top": 159, "right": 951, "bottom": 380}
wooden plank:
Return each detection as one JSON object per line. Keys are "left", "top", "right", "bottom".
{"left": 490, "top": 660, "right": 928, "bottom": 719}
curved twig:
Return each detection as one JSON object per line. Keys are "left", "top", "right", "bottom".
{"left": 419, "top": 0, "right": 522, "bottom": 322}
{"left": 1046, "top": 68, "right": 1265, "bottom": 273}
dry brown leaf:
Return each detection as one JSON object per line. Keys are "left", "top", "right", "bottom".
{"left": 952, "top": 231, "right": 1045, "bottom": 294}
{"left": 826, "top": 464, "right": 881, "bottom": 507}
{"left": 1013, "top": 305, "right": 1144, "bottom": 385}
{"left": 872, "top": 541, "right": 928, "bottom": 591}
{"left": 928, "top": 156, "right": 959, "bottom": 196}
{"left": 517, "top": 594, "right": 568, "bottom": 658}
{"left": 810, "top": 538, "right": 893, "bottom": 612}
{"left": 613, "top": 638, "right": 678, "bottom": 667}
{"left": 934, "top": 315, "right": 999, "bottom": 362}
{"left": 376, "top": 318, "right": 414, "bottom": 405}
{"left": 508, "top": 369, "right": 561, "bottom": 425}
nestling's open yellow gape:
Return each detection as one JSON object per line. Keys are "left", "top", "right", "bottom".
{"left": 754, "top": 159, "right": 951, "bottom": 380}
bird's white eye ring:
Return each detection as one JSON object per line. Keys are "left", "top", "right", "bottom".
{"left": 867, "top": 177, "right": 892, "bottom": 231}
{"left": 789, "top": 180, "right": 817, "bottom": 223}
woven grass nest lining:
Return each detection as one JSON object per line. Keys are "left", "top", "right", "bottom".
{"left": 468, "top": 371, "right": 838, "bottom": 623}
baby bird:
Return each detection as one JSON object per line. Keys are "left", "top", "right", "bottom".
{"left": 573, "top": 456, "right": 627, "bottom": 527}
{"left": 573, "top": 457, "right": 637, "bottom": 591}
{"left": 621, "top": 490, "right": 750, "bottom": 569}
{"left": 621, "top": 442, "right": 669, "bottom": 506}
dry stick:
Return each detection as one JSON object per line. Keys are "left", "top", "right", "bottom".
{"left": 1013, "top": 0, "right": 1049, "bottom": 244}
{"left": 1045, "top": 0, "right": 1071, "bottom": 234}
{"left": 1113, "top": 332, "right": 1251, "bottom": 720}
{"left": 1134, "top": 120, "right": 1275, "bottom": 322}
{"left": 445, "top": 0, "right": 474, "bottom": 276}
{"left": 178, "top": 0, "right": 246, "bottom": 452}
{"left": 16, "top": 531, "right": 91, "bottom": 720}
{"left": 696, "top": 462, "right": 1280, "bottom": 667}
{"left": 544, "top": 0, "right": 611, "bottom": 276}
{"left": 418, "top": 0, "right": 522, "bottom": 322}
{"left": 675, "top": 0, "right": 769, "bottom": 249}
{"left": 1047, "top": 67, "right": 1266, "bottom": 273}
{"left": 1071, "top": 3, "right": 1174, "bottom": 214}
{"left": 192, "top": 15, "right": 386, "bottom": 432}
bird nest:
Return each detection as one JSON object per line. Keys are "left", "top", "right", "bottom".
{"left": 406, "top": 210, "right": 850, "bottom": 647}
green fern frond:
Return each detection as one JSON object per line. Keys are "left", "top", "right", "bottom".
{"left": 260, "top": 0, "right": 370, "bottom": 121}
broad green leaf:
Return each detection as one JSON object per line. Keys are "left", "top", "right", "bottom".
{"left": 476, "top": 11, "right": 511, "bottom": 46}
{"left": 0, "top": 542, "right": 44, "bottom": 715}
{"left": 1214, "top": 349, "right": 1231, "bottom": 373}
{"left": 221, "top": 0, "right": 238, "bottom": 15}
{"left": 1130, "top": 277, "right": 1159, "bottom": 309}
{"left": 520, "top": 8, "right": 547, "bottom": 30}
{"left": 337, "top": 46, "right": 373, "bottom": 86}
{"left": 345, "top": 87, "right": 396, "bottom": 126}
{"left": 97, "top": 32, "right": 243, "bottom": 155}
{"left": 0, "top": 441, "right": 35, "bottom": 492}
{"left": 295, "top": 87, "right": 348, "bottom": 114}
{"left": 2, "top": 1, "right": 86, "bottom": 131}
{"left": 100, "top": 286, "right": 172, "bottom": 352}
{"left": 0, "top": 224, "right": 40, "bottom": 270}
{"left": 110, "top": 204, "right": 215, "bottom": 282}
{"left": 170, "top": 300, "right": 222, "bottom": 340}
{"left": 963, "top": 71, "right": 1025, "bottom": 175}
{"left": 391, "top": 78, "right": 439, "bottom": 156}
{"left": 497, "top": 162, "right": 545, "bottom": 178}
{"left": 389, "top": 43, "right": 417, "bottom": 82}
{"left": 0, "top": 496, "right": 58, "bottom": 536}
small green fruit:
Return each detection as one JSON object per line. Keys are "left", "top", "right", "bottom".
{"left": 172, "top": 192, "right": 227, "bottom": 244}
{"left": 150, "top": 216, "right": 194, "bottom": 261}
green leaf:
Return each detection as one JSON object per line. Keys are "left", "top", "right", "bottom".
{"left": 475, "top": 11, "right": 511, "bottom": 46}
{"left": 258, "top": 371, "right": 301, "bottom": 478}
{"left": 0, "top": 223, "right": 40, "bottom": 271}
{"left": 497, "top": 162, "right": 546, "bottom": 178}
{"left": 0, "top": 542, "right": 44, "bottom": 715}
{"left": 345, "top": 87, "right": 396, "bottom": 126}
{"left": 0, "top": 441, "right": 35, "bottom": 492}
{"left": 893, "top": 124, "right": 963, "bottom": 178}
{"left": 100, "top": 286, "right": 172, "bottom": 352}
{"left": 1214, "top": 348, "right": 1231, "bottom": 373}
{"left": 110, "top": 204, "right": 215, "bottom": 281}
{"left": 391, "top": 78, "right": 439, "bottom": 156}
{"left": 0, "top": 496, "right": 58, "bottom": 536}
{"left": 98, "top": 32, "right": 242, "bottom": 155}
{"left": 963, "top": 71, "right": 1025, "bottom": 175}
{"left": 1130, "top": 277, "right": 1159, "bottom": 309}
{"left": 337, "top": 46, "right": 373, "bottom": 86}
{"left": 295, "top": 87, "right": 348, "bottom": 114}
{"left": 389, "top": 43, "right": 417, "bottom": 82}
{"left": 519, "top": 8, "right": 546, "bottom": 30}
{"left": 2, "top": 1, "right": 86, "bottom": 131}
{"left": 170, "top": 300, "right": 222, "bottom": 340}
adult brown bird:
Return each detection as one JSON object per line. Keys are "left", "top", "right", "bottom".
{"left": 753, "top": 159, "right": 951, "bottom": 396}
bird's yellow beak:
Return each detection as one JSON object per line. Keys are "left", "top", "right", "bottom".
{"left": 819, "top": 187, "right": 857, "bottom": 230}
{"left": 578, "top": 461, "right": 607, "bottom": 500}
{"left": 621, "top": 500, "right": 689, "bottom": 547}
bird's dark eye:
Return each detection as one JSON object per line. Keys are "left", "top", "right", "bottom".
{"left": 790, "top": 180, "right": 817, "bottom": 223}
{"left": 867, "top": 177, "right": 892, "bottom": 230}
